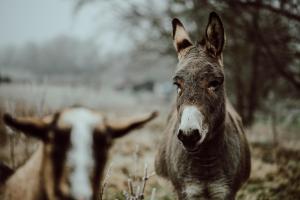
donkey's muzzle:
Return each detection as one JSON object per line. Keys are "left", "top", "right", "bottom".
{"left": 177, "top": 129, "right": 201, "bottom": 150}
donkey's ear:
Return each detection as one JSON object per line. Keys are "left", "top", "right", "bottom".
{"left": 172, "top": 18, "right": 193, "bottom": 58}
{"left": 203, "top": 12, "right": 225, "bottom": 57}
{"left": 108, "top": 111, "right": 158, "bottom": 138}
{"left": 3, "top": 113, "right": 51, "bottom": 141}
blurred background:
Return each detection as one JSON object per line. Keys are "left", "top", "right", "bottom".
{"left": 0, "top": 0, "right": 299, "bottom": 199}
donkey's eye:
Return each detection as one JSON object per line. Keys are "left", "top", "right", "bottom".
{"left": 208, "top": 80, "right": 222, "bottom": 91}
{"left": 209, "top": 80, "right": 220, "bottom": 88}
{"left": 173, "top": 82, "right": 182, "bottom": 95}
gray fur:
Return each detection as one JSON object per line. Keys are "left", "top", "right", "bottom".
{"left": 155, "top": 13, "right": 251, "bottom": 200}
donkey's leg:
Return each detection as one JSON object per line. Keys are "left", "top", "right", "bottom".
{"left": 181, "top": 183, "right": 208, "bottom": 200}
{"left": 207, "top": 180, "right": 232, "bottom": 200}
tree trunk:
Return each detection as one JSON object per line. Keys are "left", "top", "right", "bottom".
{"left": 244, "top": 8, "right": 261, "bottom": 126}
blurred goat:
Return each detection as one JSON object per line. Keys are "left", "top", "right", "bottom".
{"left": 1, "top": 106, "right": 157, "bottom": 200}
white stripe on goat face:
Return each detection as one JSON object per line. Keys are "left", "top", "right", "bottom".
{"left": 60, "top": 108, "right": 103, "bottom": 199}
{"left": 179, "top": 106, "right": 208, "bottom": 143}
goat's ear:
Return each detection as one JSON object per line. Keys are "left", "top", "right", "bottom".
{"left": 202, "top": 12, "right": 225, "bottom": 57}
{"left": 108, "top": 111, "right": 158, "bottom": 138}
{"left": 172, "top": 18, "right": 193, "bottom": 59}
{"left": 3, "top": 113, "right": 52, "bottom": 141}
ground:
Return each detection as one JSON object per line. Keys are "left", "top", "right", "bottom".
{"left": 0, "top": 83, "right": 299, "bottom": 199}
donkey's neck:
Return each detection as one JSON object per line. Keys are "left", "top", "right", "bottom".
{"left": 193, "top": 127, "right": 225, "bottom": 157}
{"left": 183, "top": 129, "right": 225, "bottom": 180}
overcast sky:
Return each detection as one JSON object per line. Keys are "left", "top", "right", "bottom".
{"left": 0, "top": 0, "right": 131, "bottom": 54}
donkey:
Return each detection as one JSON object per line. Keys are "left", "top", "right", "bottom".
{"left": 1, "top": 106, "right": 157, "bottom": 200}
{"left": 155, "top": 12, "right": 251, "bottom": 200}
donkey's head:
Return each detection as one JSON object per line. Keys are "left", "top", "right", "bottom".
{"left": 3, "top": 107, "right": 157, "bottom": 200}
{"left": 172, "top": 12, "right": 226, "bottom": 152}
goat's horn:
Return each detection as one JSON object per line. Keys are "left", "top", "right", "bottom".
{"left": 2, "top": 113, "right": 51, "bottom": 140}
{"left": 108, "top": 111, "right": 159, "bottom": 138}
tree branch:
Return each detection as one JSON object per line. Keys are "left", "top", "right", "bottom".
{"left": 258, "top": 33, "right": 300, "bottom": 89}
{"left": 229, "top": 0, "right": 300, "bottom": 22}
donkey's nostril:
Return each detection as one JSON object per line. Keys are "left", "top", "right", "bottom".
{"left": 177, "top": 129, "right": 185, "bottom": 142}
{"left": 191, "top": 129, "right": 201, "bottom": 142}
{"left": 177, "top": 129, "right": 201, "bottom": 148}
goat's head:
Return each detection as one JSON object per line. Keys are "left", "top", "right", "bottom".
{"left": 172, "top": 12, "right": 226, "bottom": 152}
{"left": 3, "top": 107, "right": 158, "bottom": 200}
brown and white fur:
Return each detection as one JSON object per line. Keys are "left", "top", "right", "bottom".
{"left": 1, "top": 106, "right": 158, "bottom": 200}
{"left": 155, "top": 12, "right": 251, "bottom": 200}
